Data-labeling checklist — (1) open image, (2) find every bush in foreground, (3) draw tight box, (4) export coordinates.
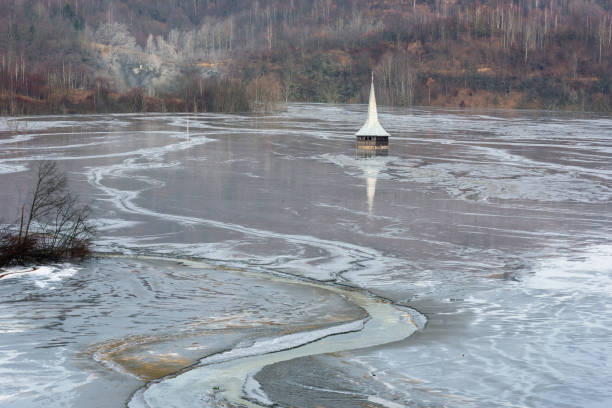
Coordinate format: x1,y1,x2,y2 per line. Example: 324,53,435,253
0,161,94,267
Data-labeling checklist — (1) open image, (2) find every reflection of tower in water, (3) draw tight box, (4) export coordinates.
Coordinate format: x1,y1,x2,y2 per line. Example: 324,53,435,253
356,148,388,215
354,74,390,214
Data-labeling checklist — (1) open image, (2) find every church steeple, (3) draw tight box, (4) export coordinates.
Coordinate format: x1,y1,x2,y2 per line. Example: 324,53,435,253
356,74,390,137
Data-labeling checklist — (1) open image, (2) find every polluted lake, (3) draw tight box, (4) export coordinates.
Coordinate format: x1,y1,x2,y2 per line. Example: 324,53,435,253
1,105,612,407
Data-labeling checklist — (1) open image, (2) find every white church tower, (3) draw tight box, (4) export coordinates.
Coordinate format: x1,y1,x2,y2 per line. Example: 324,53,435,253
356,73,389,150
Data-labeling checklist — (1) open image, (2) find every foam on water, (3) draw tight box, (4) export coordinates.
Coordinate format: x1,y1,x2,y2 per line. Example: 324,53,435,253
0,264,79,289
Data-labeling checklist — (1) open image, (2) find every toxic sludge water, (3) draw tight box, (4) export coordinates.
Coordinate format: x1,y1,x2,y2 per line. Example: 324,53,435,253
1,105,611,407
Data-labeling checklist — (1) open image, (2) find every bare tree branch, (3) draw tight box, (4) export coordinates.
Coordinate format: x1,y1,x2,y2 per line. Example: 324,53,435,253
1,161,95,266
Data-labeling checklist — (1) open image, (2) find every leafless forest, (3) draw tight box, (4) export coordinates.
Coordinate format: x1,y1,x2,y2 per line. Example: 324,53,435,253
1,0,611,114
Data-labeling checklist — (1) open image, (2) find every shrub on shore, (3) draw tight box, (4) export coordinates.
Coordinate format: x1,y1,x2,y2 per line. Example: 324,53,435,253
0,161,94,267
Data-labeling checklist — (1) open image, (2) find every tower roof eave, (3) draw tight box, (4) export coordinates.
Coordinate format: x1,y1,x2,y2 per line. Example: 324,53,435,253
355,123,390,136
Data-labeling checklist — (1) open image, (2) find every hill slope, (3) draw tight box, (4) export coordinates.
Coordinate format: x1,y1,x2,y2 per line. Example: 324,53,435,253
1,0,611,113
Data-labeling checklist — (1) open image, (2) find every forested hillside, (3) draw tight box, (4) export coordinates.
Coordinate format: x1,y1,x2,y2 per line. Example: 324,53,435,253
1,0,611,114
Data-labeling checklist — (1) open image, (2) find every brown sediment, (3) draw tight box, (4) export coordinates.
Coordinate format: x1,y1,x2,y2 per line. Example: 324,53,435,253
92,315,361,380
90,318,347,380
403,312,415,326
89,331,217,380
85,257,371,385
485,272,516,280
112,354,193,381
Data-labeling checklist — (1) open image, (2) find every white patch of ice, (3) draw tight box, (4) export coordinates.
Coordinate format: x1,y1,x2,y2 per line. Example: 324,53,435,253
0,348,94,406
242,372,273,406
0,264,79,289
0,319,36,334
126,389,147,408
368,395,406,408
0,132,36,145
527,244,612,294
199,319,366,366
0,162,28,174
92,218,142,231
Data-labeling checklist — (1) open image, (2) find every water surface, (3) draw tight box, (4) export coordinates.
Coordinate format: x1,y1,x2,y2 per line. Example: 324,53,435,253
1,105,611,407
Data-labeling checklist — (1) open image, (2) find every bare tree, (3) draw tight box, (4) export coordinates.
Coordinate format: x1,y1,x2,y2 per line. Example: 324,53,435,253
23,161,69,241
1,161,94,266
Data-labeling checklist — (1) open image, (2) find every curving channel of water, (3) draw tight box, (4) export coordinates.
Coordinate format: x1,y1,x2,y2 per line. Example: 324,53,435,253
125,257,424,408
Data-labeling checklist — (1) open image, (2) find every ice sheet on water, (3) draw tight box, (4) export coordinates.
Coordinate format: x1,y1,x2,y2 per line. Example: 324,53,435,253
0,162,28,174
198,319,366,366
0,264,79,289
321,151,612,203
299,243,612,408
0,257,368,407
91,218,142,231
0,132,37,145
0,117,132,133
526,244,612,293
402,162,612,202
367,396,407,408
242,372,274,406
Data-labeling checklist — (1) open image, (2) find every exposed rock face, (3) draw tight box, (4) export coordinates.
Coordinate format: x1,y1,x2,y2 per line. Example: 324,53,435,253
86,23,225,94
